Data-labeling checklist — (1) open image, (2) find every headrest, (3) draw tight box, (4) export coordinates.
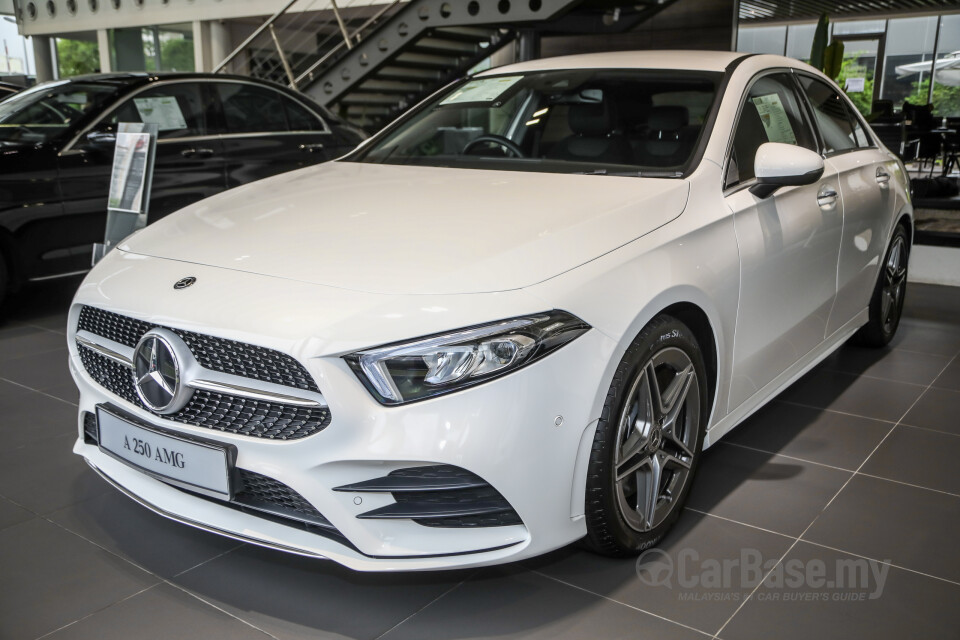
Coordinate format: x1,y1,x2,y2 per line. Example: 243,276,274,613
648,106,689,132
568,102,613,137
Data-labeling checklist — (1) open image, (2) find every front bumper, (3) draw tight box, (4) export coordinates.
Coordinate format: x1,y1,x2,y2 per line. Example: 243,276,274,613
68,251,615,571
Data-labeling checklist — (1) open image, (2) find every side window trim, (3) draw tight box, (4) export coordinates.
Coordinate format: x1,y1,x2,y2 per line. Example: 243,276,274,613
722,68,816,193
213,79,331,136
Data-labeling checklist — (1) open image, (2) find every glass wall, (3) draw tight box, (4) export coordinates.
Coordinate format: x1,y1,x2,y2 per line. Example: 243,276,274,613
932,15,960,117
785,24,816,63
738,13,960,117
882,17,938,111
110,23,194,73
737,25,787,55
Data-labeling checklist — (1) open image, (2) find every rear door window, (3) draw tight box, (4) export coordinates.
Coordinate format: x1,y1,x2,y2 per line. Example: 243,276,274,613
798,76,860,154
216,83,288,134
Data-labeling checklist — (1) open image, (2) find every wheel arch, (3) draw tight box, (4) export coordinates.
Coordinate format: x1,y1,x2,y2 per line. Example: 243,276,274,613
585,284,730,436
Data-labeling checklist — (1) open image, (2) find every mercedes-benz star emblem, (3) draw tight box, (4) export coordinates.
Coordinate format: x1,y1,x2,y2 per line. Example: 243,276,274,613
134,333,182,413
173,277,196,290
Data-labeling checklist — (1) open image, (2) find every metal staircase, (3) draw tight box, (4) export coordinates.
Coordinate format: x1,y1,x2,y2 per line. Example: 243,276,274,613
217,0,680,131
299,0,582,129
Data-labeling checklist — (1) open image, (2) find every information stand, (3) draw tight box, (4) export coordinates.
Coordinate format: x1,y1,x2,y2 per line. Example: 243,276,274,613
92,122,159,264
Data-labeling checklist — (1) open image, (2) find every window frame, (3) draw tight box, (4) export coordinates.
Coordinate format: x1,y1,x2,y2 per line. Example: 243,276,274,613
721,68,819,194
61,78,332,155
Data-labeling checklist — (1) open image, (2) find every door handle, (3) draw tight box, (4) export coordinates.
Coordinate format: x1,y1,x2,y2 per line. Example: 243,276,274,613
876,167,891,185
817,186,838,208
181,148,215,158
299,143,325,153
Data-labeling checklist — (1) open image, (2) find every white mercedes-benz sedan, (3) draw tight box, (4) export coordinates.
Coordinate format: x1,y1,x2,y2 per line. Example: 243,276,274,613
68,51,912,571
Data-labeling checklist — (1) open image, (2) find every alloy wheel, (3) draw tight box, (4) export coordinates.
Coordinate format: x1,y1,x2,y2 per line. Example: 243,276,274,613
882,235,907,333
613,347,701,533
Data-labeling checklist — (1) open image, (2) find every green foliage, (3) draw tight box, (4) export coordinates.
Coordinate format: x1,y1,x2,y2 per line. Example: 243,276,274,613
910,78,960,117
56,39,99,77
823,40,844,80
810,13,829,71
161,39,194,72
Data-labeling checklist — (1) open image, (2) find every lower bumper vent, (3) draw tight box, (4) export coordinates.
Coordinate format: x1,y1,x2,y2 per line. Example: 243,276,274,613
334,465,523,528
82,415,345,543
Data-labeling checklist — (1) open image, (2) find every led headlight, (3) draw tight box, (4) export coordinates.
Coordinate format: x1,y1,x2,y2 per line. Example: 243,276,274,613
344,310,590,405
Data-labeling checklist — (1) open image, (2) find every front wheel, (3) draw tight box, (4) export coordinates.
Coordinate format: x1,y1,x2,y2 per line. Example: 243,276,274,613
854,224,909,347
583,315,708,556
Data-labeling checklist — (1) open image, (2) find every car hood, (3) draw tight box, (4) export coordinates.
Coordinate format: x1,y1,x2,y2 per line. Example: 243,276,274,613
120,161,689,295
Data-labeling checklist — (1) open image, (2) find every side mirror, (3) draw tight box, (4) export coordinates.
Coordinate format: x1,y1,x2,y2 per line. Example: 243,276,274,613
749,142,824,199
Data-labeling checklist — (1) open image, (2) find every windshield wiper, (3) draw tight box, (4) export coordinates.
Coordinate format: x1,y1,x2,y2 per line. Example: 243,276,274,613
573,169,683,178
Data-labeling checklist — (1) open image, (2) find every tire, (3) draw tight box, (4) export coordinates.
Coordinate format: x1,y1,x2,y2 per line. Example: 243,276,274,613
583,315,709,556
854,224,909,347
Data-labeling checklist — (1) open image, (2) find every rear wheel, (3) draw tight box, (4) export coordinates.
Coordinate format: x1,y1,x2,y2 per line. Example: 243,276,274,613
854,224,909,347
583,315,708,556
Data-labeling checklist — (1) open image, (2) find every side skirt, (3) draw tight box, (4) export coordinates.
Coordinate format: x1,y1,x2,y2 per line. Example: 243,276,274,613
704,308,868,448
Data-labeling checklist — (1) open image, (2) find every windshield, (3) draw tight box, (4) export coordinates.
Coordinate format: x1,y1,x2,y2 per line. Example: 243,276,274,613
349,69,722,176
0,81,119,144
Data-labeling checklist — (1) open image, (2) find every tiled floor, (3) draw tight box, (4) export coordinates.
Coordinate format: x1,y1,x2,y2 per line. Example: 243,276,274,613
1,277,958,640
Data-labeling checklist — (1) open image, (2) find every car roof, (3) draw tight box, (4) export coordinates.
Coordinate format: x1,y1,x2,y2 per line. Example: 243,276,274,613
58,71,292,89
478,50,750,76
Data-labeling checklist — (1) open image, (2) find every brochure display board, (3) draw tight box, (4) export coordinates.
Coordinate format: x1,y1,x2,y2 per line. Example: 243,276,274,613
92,122,158,264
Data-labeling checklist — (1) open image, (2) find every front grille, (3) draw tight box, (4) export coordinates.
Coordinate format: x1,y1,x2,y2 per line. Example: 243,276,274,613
77,306,320,393
79,345,330,440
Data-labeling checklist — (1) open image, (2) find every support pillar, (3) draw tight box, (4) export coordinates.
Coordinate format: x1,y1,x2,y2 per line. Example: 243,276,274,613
209,20,231,72
97,29,112,73
32,35,54,82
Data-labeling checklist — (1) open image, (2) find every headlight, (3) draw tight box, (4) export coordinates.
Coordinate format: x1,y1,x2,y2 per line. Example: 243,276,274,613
344,310,590,405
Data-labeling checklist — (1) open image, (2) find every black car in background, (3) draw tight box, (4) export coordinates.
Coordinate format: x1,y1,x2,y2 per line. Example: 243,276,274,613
0,81,22,100
0,73,366,303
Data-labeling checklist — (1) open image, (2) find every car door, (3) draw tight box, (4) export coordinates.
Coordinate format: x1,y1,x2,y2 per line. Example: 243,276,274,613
723,72,844,410
796,75,897,337
58,81,226,230
212,81,334,188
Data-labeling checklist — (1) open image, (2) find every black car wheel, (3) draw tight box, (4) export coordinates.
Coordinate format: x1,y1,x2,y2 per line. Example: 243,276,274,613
854,224,909,347
583,315,708,556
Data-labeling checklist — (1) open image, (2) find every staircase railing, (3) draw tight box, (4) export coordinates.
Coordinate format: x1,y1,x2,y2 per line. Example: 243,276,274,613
212,0,402,86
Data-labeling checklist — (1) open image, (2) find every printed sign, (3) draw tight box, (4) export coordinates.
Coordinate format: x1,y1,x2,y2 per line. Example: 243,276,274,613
751,93,798,145
133,96,187,131
107,132,151,213
440,76,524,105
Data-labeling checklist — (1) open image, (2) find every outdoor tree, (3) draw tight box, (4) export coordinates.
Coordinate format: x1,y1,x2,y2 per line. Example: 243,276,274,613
56,39,99,77
909,78,960,117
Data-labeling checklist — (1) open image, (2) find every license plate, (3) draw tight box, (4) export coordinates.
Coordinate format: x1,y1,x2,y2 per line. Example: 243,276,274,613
96,406,231,498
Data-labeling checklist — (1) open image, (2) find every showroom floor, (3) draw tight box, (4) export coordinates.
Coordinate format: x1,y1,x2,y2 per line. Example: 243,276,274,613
1,277,958,640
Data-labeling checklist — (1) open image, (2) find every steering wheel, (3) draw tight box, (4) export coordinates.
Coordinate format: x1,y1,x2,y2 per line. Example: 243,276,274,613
462,135,525,158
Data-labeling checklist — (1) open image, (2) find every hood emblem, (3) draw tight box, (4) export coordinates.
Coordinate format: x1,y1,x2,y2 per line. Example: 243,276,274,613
174,277,196,290
133,331,192,414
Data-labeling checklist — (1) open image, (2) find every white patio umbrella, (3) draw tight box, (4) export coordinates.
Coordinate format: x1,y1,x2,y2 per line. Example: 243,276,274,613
896,51,960,87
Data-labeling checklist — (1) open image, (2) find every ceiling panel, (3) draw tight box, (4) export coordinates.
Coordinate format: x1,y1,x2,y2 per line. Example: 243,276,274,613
740,0,960,23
